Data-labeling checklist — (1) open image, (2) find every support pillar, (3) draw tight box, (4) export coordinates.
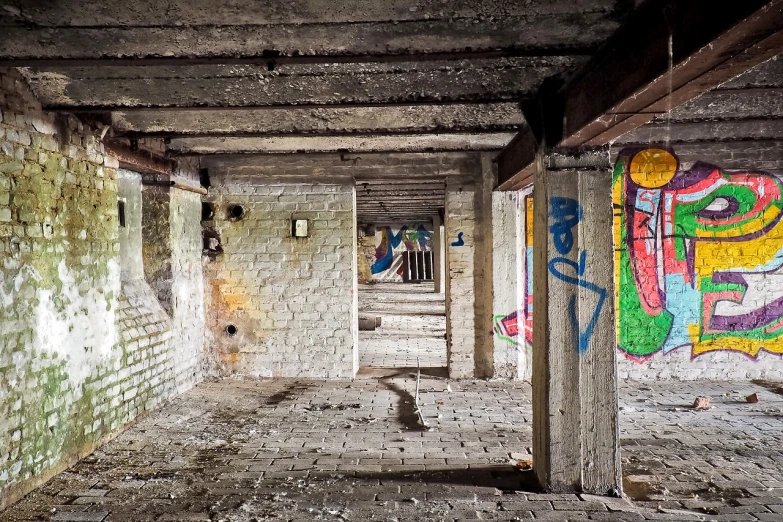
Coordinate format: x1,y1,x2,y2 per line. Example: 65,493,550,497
531,148,621,494
491,189,527,379
432,214,444,293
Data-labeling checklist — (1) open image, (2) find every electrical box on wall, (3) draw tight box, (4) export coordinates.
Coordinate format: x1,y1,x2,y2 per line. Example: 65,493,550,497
292,218,309,238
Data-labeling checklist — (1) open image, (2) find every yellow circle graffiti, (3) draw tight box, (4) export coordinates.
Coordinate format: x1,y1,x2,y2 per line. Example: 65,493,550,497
629,148,677,188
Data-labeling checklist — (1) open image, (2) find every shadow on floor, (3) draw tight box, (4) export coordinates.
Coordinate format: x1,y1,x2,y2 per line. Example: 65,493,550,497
264,382,313,405
356,367,448,379
379,377,427,432
310,466,541,493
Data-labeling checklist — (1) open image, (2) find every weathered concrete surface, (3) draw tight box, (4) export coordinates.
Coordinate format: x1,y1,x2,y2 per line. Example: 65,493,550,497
0,0,635,27
532,151,620,493
358,282,446,369
0,0,639,59
110,103,523,136
615,55,783,151
20,57,582,109
168,132,515,155
491,189,529,380
3,378,783,521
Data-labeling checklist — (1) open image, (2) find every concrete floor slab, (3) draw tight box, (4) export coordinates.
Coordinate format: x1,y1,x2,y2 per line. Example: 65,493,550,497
2,379,783,521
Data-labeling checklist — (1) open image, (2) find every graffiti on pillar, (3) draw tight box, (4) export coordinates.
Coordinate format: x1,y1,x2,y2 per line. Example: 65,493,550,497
450,231,465,247
493,195,534,350
548,197,607,353
361,224,432,281
615,147,783,359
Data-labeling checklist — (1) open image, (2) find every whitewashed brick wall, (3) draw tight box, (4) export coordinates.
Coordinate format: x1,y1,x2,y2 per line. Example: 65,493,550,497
205,177,358,379
445,182,477,378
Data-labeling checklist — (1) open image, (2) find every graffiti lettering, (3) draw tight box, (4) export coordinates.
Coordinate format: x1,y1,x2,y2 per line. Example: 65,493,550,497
548,197,606,353
366,225,432,279
451,232,465,247
615,147,783,359
494,196,534,350
549,196,582,255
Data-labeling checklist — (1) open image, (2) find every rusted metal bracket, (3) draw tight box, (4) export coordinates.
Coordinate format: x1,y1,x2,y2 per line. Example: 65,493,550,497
105,141,207,195
103,140,176,176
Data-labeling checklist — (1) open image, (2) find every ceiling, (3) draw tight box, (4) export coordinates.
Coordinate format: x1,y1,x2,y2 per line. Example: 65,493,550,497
14,0,763,223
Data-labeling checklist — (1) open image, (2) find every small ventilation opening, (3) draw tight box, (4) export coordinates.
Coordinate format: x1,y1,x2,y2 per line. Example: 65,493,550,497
118,199,126,228
228,205,245,220
199,168,211,189
203,230,222,255
225,324,238,337
201,202,215,221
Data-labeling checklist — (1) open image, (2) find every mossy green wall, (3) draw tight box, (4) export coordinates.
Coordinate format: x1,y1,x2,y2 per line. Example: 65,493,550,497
0,69,205,509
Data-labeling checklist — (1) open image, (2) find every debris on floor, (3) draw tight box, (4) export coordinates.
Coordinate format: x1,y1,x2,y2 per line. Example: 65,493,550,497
692,396,711,410
3,379,783,521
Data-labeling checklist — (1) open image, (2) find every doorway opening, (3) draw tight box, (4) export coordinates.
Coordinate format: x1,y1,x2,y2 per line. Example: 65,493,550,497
356,219,446,376
354,176,447,377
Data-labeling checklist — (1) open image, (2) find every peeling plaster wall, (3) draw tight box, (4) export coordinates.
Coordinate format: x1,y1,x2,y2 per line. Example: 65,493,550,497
204,170,358,379
0,69,204,509
139,176,206,392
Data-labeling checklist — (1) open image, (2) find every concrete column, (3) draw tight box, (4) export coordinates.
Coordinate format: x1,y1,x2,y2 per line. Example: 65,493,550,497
531,149,621,494
432,214,444,293
475,153,496,378
491,190,527,379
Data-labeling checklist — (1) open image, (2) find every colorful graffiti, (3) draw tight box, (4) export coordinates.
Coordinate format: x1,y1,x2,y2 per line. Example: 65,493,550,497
615,147,783,359
493,196,534,350
450,232,465,247
366,224,432,280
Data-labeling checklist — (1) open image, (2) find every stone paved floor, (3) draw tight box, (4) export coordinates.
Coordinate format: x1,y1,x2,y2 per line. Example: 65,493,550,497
3,379,783,521
359,283,446,369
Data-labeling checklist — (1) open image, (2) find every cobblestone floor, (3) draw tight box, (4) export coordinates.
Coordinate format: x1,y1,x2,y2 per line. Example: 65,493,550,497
2,378,783,522
359,283,446,369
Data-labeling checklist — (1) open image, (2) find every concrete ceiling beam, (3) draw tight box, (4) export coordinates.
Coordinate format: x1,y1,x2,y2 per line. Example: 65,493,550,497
21,57,577,110
107,103,522,136
0,0,631,27
167,133,514,155
496,0,783,190
615,118,783,144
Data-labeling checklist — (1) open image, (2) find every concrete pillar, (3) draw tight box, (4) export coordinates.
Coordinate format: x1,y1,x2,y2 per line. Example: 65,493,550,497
491,189,528,379
531,149,621,494
432,214,444,293
475,153,496,378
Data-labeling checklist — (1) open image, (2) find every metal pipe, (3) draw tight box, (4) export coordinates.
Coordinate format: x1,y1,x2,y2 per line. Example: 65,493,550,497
142,179,208,195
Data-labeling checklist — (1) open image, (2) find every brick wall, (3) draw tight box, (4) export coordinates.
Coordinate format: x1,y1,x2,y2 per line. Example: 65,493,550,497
168,187,207,391
491,189,530,379
0,69,205,508
611,145,783,380
204,172,358,379
445,181,478,378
